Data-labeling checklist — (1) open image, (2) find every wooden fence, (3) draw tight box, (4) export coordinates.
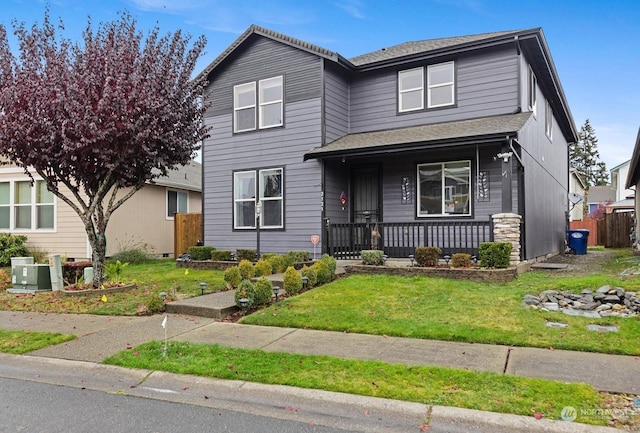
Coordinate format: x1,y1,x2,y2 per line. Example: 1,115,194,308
569,212,632,248
174,213,202,259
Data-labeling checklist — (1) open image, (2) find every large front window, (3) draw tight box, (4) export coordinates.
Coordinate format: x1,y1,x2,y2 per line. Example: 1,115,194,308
418,161,471,216
0,180,54,230
234,76,283,133
233,168,283,229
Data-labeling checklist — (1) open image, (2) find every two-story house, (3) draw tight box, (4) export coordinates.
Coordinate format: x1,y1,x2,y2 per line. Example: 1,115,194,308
199,26,577,261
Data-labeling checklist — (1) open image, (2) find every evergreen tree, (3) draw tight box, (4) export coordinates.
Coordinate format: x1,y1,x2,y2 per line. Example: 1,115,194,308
569,119,609,187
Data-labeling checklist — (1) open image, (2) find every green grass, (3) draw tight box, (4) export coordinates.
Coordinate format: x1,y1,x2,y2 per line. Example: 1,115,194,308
0,329,76,354
0,259,226,315
242,253,640,355
104,341,606,425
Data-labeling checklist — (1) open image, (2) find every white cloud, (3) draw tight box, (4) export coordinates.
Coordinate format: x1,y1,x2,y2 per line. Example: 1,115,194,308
333,0,367,20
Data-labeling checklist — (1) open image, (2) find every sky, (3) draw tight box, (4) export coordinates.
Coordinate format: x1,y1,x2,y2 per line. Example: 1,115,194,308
2,0,639,174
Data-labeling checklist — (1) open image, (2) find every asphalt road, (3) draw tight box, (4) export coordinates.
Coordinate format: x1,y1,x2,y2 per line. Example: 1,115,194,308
0,377,351,433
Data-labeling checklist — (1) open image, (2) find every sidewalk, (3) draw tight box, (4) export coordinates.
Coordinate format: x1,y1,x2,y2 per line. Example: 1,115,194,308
0,310,637,395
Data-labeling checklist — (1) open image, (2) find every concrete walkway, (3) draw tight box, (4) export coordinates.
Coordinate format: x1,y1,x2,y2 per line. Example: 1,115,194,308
0,310,637,395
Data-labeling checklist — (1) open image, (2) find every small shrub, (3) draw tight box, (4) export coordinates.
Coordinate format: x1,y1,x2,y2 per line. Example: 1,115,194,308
415,246,441,267
313,260,332,285
266,255,286,274
187,246,215,261
286,250,310,263
0,269,10,290
0,233,31,267
28,246,49,264
253,277,273,305
451,253,472,268
238,259,255,280
479,242,512,268
62,261,93,285
283,266,302,296
105,259,129,284
320,254,337,276
361,250,384,265
210,250,233,261
146,294,165,314
234,279,256,308
254,259,272,277
236,249,257,262
110,248,151,264
300,265,317,288
223,266,242,289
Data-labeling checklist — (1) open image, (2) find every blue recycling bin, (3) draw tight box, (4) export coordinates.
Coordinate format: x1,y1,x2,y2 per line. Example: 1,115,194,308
566,229,589,255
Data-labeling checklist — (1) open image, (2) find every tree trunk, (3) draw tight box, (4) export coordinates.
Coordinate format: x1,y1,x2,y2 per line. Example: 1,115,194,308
86,216,108,289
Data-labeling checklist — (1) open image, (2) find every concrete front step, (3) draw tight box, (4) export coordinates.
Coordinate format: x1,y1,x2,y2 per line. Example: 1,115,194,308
165,290,239,319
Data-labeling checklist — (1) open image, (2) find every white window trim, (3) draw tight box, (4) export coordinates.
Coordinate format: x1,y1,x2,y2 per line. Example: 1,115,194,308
427,61,455,108
416,160,472,217
233,81,256,133
258,76,283,129
233,168,283,230
528,66,537,117
0,178,56,232
545,100,553,140
166,189,189,221
398,67,424,112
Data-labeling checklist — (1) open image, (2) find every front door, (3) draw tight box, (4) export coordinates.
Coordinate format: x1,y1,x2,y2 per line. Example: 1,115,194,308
352,166,381,250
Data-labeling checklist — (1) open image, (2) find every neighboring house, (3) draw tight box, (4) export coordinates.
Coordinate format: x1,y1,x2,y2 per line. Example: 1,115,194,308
0,161,201,260
569,167,586,221
585,185,616,215
625,127,640,251
199,26,577,261
611,160,634,202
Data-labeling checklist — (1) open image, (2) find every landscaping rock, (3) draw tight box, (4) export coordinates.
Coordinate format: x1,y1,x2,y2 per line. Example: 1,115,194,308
524,286,639,317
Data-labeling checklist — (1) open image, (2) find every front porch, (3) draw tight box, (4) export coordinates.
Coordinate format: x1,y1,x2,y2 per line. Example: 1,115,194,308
325,220,493,259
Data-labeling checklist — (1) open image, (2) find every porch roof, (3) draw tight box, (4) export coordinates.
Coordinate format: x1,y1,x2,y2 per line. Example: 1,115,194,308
304,112,532,160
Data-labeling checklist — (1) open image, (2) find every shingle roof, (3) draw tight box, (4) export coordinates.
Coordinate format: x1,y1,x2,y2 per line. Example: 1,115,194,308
349,30,522,66
304,112,532,160
152,160,201,192
587,185,616,204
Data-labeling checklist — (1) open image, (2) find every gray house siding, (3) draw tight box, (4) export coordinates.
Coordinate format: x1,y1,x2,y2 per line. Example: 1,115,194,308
202,35,327,255
349,47,520,134
203,99,324,254
324,64,350,144
206,36,323,117
518,102,569,259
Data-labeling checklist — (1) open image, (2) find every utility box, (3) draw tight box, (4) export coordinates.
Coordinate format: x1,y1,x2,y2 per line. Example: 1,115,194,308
11,264,52,291
11,257,34,268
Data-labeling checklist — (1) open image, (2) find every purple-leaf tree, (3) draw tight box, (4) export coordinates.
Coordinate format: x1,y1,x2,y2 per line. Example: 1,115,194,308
0,11,209,287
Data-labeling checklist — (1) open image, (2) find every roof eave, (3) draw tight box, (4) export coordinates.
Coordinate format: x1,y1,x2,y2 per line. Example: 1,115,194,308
625,127,640,188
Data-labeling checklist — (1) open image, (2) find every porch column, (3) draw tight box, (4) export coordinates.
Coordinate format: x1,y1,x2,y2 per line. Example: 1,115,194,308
500,143,513,213
492,213,522,264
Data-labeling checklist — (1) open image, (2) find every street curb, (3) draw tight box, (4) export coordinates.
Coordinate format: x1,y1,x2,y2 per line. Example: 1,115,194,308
0,354,620,432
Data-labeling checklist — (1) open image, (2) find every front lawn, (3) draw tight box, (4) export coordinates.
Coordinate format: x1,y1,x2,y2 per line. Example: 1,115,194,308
242,257,640,355
0,259,226,315
104,340,606,426
0,329,76,354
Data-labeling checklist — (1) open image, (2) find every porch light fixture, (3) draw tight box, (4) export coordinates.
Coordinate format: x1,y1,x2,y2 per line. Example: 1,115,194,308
272,285,280,302
409,254,415,267
495,152,513,163
302,276,309,289
199,282,207,295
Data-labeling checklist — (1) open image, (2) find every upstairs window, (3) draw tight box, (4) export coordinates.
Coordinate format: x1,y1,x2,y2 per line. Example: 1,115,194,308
234,76,283,133
417,160,471,217
398,62,455,113
398,68,424,112
427,61,455,108
167,190,188,220
528,67,537,116
545,100,553,140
